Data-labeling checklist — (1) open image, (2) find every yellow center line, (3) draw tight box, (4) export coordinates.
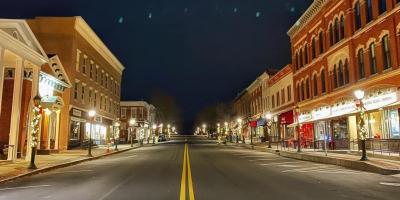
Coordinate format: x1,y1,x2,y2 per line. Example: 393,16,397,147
186,144,195,200
180,144,187,200
180,143,195,200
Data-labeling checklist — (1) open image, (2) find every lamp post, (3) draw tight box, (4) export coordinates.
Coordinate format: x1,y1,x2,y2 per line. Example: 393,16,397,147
129,118,136,147
224,122,229,142
167,124,171,138
266,112,272,148
355,89,368,161
88,110,96,157
113,120,120,151
28,95,42,169
152,124,157,144
237,118,242,143
295,106,301,153
202,124,207,135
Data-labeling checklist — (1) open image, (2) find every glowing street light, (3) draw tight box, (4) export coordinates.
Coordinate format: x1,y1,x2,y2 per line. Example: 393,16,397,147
129,118,136,147
354,89,368,161
87,110,96,157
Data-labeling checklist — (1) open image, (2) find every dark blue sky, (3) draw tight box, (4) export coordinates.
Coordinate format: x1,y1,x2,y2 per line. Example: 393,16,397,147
2,0,312,132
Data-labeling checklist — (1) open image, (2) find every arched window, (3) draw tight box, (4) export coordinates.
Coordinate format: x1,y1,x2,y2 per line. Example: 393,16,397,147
329,24,334,46
369,42,377,74
366,0,373,23
382,34,391,70
306,78,310,99
296,84,301,102
338,61,344,86
300,48,304,67
354,0,361,30
312,38,316,60
378,0,387,15
304,45,309,65
301,81,305,101
334,18,339,43
313,74,318,97
357,49,365,79
333,65,338,88
321,70,326,93
319,32,324,54
344,59,349,84
340,15,345,40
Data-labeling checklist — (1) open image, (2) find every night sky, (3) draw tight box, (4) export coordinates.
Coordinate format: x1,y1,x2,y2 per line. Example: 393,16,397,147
1,0,312,132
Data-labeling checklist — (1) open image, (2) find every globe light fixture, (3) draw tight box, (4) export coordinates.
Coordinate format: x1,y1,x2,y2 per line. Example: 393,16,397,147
354,89,365,100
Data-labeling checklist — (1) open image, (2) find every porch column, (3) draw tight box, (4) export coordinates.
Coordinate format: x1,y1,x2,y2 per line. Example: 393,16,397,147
7,58,24,161
0,47,5,115
25,66,40,161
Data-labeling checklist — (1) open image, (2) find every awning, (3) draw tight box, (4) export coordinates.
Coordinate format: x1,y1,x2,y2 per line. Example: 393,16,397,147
249,121,257,128
279,110,294,124
257,118,266,126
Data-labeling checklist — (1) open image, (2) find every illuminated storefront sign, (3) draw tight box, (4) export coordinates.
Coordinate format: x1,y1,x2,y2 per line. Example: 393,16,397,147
331,101,357,117
298,113,312,123
363,92,398,111
312,106,331,120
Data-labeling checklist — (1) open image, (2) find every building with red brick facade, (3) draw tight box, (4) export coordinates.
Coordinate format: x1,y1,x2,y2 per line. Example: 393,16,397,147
119,101,157,144
289,0,400,150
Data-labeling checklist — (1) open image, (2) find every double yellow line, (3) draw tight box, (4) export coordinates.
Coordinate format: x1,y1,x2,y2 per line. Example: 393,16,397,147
180,143,195,200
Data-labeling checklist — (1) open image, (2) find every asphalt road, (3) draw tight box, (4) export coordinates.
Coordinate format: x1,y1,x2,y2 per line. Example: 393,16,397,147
0,136,399,200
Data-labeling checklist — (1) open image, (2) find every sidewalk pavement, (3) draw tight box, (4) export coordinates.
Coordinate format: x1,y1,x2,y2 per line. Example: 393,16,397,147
225,142,400,175
0,144,140,183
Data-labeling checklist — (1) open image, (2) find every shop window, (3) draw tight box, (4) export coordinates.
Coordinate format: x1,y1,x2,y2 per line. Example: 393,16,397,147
378,0,387,15
313,74,318,97
89,63,93,79
311,38,316,60
82,57,87,74
340,15,345,40
382,34,391,70
357,49,365,79
319,32,324,54
354,1,362,30
321,70,326,93
366,0,373,23
369,42,377,75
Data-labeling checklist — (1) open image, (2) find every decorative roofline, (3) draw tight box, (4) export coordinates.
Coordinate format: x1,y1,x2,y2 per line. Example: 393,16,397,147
287,0,329,38
74,16,124,74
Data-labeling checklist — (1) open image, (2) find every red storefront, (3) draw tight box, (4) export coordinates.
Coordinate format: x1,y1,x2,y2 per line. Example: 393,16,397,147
299,123,314,148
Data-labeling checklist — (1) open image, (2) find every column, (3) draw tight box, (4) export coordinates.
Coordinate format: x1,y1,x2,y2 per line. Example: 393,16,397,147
0,47,5,115
7,58,24,161
25,66,40,161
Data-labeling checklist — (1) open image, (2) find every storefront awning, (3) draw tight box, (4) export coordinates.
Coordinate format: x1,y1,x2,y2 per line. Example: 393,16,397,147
257,118,266,126
280,110,294,124
41,96,64,110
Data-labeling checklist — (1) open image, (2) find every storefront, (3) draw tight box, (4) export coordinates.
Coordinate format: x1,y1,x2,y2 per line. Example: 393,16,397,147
279,111,294,140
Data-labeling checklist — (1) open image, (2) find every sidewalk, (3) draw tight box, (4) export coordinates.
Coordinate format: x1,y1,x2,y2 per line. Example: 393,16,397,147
225,142,400,175
0,144,140,183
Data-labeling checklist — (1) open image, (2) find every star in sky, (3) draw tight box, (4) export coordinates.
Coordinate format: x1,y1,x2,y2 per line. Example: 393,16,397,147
233,8,238,13
148,12,152,19
256,11,261,18
118,17,124,24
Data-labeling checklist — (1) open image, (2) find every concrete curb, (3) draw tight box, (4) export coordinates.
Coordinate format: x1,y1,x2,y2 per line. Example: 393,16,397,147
0,146,140,184
224,143,400,175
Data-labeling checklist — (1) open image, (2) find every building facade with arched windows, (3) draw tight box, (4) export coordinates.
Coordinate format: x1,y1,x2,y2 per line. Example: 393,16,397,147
289,0,400,150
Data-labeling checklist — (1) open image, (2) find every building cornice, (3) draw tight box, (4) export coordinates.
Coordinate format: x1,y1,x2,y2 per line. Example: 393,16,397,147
74,16,124,75
288,0,330,38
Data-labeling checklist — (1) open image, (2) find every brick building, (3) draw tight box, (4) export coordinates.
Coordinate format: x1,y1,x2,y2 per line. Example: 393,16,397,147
28,17,124,149
289,0,400,150
120,101,157,143
267,64,295,142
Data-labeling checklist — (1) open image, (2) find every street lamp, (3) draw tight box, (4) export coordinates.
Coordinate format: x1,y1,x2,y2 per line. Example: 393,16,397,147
129,118,136,147
237,118,242,143
113,120,120,151
266,112,272,148
354,89,368,161
202,124,206,135
88,110,96,157
28,95,42,169
295,106,301,153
